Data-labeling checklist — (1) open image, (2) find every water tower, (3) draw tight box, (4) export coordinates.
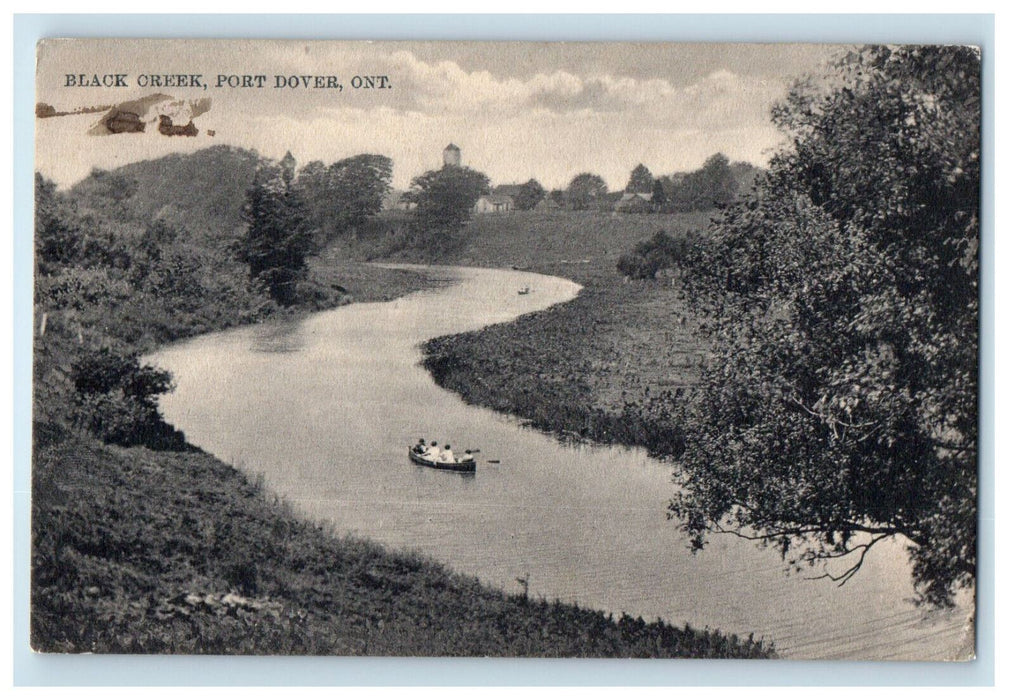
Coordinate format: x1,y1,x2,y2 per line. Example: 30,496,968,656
443,143,461,167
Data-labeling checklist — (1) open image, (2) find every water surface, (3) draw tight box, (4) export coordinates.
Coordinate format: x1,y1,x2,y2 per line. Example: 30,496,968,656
150,265,972,659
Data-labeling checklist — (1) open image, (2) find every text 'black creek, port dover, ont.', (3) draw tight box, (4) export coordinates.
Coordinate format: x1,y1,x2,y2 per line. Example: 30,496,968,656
62,73,392,90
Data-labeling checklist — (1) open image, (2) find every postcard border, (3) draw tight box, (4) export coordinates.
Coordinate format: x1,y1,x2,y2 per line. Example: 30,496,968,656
12,12,996,687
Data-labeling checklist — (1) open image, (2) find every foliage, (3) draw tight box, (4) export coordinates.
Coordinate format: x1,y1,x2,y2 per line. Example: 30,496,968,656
625,164,655,193
69,346,182,448
617,230,695,279
34,175,135,274
651,155,758,213
669,153,739,211
669,45,980,606
565,173,608,210
514,178,546,211
405,164,490,247
234,155,316,306
68,145,263,241
298,154,393,244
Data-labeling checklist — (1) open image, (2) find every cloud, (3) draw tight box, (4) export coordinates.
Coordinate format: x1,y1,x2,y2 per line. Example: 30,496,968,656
36,42,803,190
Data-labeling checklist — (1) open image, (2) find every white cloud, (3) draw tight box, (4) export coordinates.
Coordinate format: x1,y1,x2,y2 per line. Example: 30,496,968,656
36,42,806,190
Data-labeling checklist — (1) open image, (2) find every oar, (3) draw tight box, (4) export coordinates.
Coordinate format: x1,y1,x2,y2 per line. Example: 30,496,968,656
487,460,501,464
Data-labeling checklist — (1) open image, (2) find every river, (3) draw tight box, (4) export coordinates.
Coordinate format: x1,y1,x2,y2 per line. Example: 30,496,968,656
149,265,973,660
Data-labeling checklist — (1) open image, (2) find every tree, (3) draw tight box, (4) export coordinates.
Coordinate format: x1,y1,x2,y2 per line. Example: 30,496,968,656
650,178,669,209
70,345,179,448
565,173,608,210
405,164,490,235
234,153,314,306
617,230,692,280
626,163,655,193
299,154,392,243
35,174,82,273
669,46,979,607
514,178,546,211
671,153,738,211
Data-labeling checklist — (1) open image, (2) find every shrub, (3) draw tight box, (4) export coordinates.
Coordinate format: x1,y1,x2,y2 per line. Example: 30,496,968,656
70,347,182,448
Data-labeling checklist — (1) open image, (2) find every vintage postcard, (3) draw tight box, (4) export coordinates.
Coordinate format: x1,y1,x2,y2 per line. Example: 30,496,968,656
31,38,979,661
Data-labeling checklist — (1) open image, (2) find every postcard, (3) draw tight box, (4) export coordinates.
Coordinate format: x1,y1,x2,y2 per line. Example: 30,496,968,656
31,38,979,661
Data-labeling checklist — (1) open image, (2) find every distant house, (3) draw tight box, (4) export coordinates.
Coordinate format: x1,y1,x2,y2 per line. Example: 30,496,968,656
533,196,561,211
474,194,514,213
614,192,654,213
492,184,524,199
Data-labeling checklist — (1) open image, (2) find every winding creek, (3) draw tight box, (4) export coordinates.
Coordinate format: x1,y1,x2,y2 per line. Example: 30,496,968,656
149,265,972,660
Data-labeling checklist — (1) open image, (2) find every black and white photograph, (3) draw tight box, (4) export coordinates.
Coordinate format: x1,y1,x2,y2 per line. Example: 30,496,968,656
29,37,980,662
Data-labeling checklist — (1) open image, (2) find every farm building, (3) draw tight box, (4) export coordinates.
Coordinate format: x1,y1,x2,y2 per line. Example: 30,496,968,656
614,192,654,213
474,194,514,214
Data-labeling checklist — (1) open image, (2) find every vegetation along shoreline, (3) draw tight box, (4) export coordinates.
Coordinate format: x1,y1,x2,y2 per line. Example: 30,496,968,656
32,149,771,657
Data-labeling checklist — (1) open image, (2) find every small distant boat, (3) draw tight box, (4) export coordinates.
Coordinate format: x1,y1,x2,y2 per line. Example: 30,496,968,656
517,286,531,295
408,447,477,473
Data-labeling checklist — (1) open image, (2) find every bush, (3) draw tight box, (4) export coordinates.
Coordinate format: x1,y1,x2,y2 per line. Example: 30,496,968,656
617,230,691,279
70,347,182,448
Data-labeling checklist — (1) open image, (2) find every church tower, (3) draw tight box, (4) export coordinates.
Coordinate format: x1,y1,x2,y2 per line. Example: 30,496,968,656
443,143,461,168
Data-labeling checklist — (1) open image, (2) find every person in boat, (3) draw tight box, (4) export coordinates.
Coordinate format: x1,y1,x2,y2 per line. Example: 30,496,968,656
413,438,427,455
439,444,454,463
423,441,440,459
462,449,474,462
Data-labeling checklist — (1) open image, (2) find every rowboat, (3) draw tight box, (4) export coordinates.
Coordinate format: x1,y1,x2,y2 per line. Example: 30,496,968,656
518,286,531,295
408,447,477,473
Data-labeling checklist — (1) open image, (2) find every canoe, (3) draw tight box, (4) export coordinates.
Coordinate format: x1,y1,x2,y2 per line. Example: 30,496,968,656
408,448,477,473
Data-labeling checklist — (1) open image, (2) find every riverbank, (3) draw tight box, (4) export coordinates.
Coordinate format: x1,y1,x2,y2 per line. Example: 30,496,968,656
401,210,711,457
33,421,770,657
32,235,771,656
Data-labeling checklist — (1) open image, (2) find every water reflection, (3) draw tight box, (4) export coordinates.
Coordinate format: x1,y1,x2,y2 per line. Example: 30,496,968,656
251,318,306,354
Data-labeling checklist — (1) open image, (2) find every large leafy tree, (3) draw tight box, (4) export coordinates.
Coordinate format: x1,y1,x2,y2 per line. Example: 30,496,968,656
625,163,655,193
234,153,314,306
565,173,608,210
671,153,738,211
669,46,980,607
514,178,546,211
299,154,392,243
406,164,490,234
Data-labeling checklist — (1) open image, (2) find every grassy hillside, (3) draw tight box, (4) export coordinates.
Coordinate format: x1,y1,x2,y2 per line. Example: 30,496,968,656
68,145,263,242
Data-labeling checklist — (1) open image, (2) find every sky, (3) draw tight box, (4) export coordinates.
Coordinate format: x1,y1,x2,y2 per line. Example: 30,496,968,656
35,40,844,191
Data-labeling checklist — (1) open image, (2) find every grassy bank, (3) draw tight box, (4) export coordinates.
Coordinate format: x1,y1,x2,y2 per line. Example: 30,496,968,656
32,425,770,657
413,210,710,456
33,191,770,656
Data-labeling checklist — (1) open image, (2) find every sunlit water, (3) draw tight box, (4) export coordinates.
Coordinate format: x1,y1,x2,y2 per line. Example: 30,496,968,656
149,265,973,660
